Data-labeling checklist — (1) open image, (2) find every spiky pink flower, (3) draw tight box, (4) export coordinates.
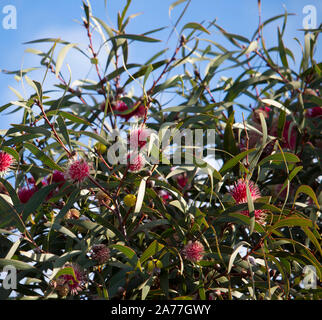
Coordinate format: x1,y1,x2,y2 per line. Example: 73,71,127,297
0,151,13,177
230,179,261,204
127,152,145,172
182,240,204,262
65,159,90,183
129,127,150,150
230,179,266,225
56,263,86,295
18,186,37,203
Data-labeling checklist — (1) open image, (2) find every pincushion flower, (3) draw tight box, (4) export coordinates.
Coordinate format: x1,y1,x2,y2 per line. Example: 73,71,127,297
129,127,151,150
90,244,110,265
0,151,13,177
127,152,145,172
18,186,37,204
182,240,204,262
65,158,90,183
55,263,86,296
230,179,266,225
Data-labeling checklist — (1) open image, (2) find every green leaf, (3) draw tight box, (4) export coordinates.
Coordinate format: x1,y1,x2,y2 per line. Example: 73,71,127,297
302,227,322,256
10,124,51,138
294,185,320,210
55,43,77,76
134,177,148,214
278,28,289,69
268,216,313,232
110,244,137,263
261,99,291,115
109,34,161,43
277,109,286,139
56,115,71,150
220,149,256,175
246,181,256,235
0,259,40,273
22,184,58,221
0,195,25,232
46,110,91,126
258,152,300,167
131,219,170,236
24,142,63,171
228,241,250,273
181,22,210,35
223,112,238,157
140,240,165,264
44,222,80,243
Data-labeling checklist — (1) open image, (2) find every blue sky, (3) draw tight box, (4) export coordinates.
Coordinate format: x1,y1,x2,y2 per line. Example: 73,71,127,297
0,0,321,128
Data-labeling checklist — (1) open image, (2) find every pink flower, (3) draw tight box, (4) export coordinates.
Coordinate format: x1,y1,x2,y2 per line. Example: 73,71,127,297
18,186,37,203
56,263,86,296
306,106,322,118
52,170,66,183
65,159,90,183
129,127,150,150
0,151,13,177
177,173,189,189
182,240,204,262
230,179,261,204
127,152,145,172
230,179,266,225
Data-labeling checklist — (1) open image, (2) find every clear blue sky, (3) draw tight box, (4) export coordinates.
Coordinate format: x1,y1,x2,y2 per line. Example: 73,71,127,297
0,0,321,127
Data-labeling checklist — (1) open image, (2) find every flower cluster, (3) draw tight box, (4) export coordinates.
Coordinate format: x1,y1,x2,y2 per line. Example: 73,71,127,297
101,99,146,121
230,179,266,225
0,151,13,177
53,263,86,296
182,240,204,262
90,244,110,265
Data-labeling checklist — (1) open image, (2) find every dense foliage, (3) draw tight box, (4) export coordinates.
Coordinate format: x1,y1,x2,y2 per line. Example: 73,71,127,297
0,0,321,300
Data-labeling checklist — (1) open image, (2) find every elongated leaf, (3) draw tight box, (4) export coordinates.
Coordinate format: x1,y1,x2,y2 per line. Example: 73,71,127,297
134,177,148,214
0,259,40,273
258,152,300,167
140,240,165,264
24,142,63,171
261,99,291,115
220,149,256,175
56,115,71,149
268,216,313,231
228,241,250,273
294,185,320,210
22,184,58,221
181,22,210,35
55,44,76,76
